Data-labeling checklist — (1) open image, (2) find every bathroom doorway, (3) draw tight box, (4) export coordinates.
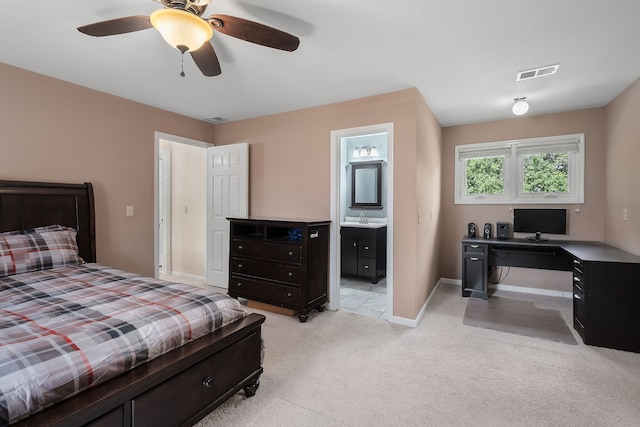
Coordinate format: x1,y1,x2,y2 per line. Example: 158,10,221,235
329,123,394,320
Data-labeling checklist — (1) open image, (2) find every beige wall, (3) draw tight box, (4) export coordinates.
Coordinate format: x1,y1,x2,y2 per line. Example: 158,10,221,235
415,95,443,313
0,62,216,276
604,77,640,255
213,88,443,320
0,61,443,320
441,108,607,292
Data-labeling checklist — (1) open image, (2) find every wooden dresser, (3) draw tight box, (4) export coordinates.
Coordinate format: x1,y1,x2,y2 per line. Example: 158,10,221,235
227,217,331,322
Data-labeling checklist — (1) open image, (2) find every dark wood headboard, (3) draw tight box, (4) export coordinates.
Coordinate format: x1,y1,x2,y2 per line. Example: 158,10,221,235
0,180,97,262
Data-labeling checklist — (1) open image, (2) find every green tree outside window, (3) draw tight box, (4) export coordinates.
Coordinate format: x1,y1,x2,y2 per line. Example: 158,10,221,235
465,157,504,195
522,153,568,193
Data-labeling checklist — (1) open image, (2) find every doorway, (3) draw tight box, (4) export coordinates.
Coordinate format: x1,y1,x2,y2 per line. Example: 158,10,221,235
329,123,394,320
154,133,249,290
154,133,209,286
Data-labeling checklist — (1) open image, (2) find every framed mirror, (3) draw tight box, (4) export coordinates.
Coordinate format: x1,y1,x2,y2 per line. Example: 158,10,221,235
350,161,382,208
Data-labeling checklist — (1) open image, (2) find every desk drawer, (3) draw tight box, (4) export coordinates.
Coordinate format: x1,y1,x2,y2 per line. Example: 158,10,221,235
573,284,586,336
463,243,487,256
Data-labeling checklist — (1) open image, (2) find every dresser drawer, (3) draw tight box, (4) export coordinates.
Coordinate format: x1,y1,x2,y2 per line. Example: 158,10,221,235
231,257,301,284
265,242,302,264
229,276,302,307
133,331,260,426
230,239,265,258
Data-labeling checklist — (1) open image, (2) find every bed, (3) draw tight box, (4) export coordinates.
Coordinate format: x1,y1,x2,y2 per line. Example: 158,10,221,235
0,180,265,426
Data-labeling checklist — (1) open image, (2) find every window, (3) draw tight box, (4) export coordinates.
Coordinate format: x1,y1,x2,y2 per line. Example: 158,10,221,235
454,134,584,204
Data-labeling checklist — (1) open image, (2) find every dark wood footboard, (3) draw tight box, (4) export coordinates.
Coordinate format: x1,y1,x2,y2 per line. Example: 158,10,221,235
13,313,265,427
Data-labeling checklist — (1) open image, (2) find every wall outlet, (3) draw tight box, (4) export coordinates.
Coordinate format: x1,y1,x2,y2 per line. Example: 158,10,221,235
126,205,134,217
623,208,628,221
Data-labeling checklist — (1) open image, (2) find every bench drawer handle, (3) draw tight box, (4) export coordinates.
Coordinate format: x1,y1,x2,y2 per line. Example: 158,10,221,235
202,376,213,388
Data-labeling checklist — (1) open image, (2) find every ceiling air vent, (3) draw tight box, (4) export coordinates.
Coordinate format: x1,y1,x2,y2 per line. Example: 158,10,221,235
516,64,560,81
205,117,226,124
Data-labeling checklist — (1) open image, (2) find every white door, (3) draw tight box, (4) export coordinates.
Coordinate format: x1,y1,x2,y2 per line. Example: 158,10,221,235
207,143,249,288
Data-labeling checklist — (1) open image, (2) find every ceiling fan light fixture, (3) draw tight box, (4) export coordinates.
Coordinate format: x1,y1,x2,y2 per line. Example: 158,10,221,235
150,8,213,52
512,97,529,116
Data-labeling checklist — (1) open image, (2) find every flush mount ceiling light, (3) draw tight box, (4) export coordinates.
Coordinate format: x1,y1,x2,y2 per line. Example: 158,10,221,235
150,8,213,53
512,97,529,116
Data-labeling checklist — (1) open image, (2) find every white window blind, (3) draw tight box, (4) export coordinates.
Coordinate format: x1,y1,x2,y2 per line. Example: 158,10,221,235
458,147,511,160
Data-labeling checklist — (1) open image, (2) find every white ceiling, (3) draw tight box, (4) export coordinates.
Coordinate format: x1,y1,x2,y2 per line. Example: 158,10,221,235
2,0,639,127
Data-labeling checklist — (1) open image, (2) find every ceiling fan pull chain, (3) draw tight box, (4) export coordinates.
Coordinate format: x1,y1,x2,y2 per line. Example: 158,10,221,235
180,51,186,77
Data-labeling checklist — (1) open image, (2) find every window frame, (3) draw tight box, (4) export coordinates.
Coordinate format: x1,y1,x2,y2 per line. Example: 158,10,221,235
454,134,585,205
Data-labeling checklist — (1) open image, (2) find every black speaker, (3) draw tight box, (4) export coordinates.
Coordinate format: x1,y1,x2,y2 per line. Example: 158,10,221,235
483,223,492,239
497,222,510,239
467,222,476,238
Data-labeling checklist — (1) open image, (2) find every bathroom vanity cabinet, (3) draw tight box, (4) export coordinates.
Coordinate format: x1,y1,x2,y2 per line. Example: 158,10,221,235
341,226,387,284
227,217,330,322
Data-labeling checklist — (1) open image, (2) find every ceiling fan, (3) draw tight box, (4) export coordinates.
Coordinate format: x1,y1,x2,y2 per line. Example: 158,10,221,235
77,0,300,77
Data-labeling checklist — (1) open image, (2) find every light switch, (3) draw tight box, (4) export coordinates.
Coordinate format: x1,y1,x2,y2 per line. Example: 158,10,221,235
126,205,134,217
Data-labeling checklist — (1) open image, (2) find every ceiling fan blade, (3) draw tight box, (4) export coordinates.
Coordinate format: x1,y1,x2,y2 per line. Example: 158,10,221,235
208,14,300,52
190,42,222,76
78,16,152,37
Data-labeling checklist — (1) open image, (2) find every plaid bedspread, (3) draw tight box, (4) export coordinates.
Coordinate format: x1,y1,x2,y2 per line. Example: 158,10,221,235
0,264,247,425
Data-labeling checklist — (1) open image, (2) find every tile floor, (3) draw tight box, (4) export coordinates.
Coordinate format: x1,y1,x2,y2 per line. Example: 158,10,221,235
339,276,388,319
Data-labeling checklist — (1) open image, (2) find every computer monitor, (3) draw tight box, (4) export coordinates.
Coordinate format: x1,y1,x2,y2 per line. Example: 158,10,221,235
513,208,567,241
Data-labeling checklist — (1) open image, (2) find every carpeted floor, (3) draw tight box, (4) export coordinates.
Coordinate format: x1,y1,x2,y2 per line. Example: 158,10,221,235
195,283,640,427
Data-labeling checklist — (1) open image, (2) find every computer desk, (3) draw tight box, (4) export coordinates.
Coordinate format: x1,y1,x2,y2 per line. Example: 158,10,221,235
461,236,640,353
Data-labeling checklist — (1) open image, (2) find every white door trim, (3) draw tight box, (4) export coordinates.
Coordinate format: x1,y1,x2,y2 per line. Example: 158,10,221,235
329,123,394,319
159,148,171,276
154,132,211,278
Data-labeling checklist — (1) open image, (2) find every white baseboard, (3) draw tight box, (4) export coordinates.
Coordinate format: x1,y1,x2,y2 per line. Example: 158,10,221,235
167,271,205,283
388,278,446,328
441,278,572,299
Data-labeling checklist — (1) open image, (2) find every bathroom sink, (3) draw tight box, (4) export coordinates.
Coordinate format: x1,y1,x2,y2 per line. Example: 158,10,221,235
340,222,387,229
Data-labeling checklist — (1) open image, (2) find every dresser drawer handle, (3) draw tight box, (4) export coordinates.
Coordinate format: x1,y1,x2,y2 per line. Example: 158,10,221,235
237,263,243,268
470,245,479,248
287,292,292,297
573,259,580,264
573,277,581,282
364,246,369,250
202,376,213,388
470,257,479,261
238,245,243,250
237,282,242,286
363,265,369,269
573,294,582,300
288,272,293,277
288,251,294,256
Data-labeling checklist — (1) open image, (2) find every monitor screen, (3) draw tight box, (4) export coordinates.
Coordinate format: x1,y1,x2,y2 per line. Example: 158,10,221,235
513,209,567,235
